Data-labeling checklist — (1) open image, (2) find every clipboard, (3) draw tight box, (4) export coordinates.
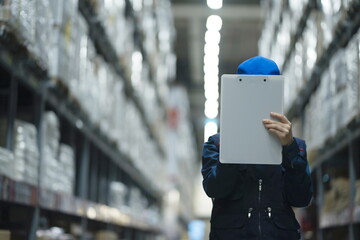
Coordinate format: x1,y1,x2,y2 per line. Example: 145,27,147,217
219,74,284,165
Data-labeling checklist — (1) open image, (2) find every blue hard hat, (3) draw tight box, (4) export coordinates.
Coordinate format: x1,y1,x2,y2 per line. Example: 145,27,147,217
237,56,280,75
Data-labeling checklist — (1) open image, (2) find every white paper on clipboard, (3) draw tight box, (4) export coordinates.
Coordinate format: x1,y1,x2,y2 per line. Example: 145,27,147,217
219,74,284,165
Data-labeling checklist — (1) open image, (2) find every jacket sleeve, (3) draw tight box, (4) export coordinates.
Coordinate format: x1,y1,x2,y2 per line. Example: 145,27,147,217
282,137,313,207
201,135,246,199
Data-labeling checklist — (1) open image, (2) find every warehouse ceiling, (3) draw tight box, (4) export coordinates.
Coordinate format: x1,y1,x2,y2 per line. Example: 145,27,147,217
171,1,263,156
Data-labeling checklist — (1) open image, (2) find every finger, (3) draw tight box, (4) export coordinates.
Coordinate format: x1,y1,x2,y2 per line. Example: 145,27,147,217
263,123,289,133
263,121,290,129
268,128,283,137
270,112,291,124
262,119,279,124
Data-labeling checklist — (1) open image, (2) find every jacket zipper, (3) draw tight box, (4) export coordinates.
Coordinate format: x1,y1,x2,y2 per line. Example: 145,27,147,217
258,178,262,238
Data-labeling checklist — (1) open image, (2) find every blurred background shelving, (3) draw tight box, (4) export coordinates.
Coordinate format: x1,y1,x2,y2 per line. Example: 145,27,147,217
258,0,360,239
0,0,194,239
0,0,360,239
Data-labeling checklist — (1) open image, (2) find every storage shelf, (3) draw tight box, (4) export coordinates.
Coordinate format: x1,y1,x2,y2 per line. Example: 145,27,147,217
0,175,38,207
310,116,360,169
78,0,166,159
319,208,352,229
0,25,162,202
285,0,360,120
352,206,360,224
280,0,314,72
0,175,160,232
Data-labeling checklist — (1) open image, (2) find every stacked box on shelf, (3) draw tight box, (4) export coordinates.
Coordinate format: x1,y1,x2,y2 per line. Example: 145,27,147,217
58,144,75,195
109,181,128,210
155,0,176,101
91,0,136,77
70,12,88,97
303,31,360,152
13,120,39,186
95,231,118,240
128,186,146,218
130,51,161,126
322,177,350,214
0,147,14,179
111,80,127,145
258,0,283,62
123,185,161,225
166,86,197,219
34,0,52,68
41,111,61,192
0,0,36,49
288,0,307,34
318,0,345,49
139,0,158,70
330,46,358,131
96,57,113,133
283,53,296,111
41,112,75,195
345,32,360,119
92,0,128,57
48,0,80,87
302,11,321,80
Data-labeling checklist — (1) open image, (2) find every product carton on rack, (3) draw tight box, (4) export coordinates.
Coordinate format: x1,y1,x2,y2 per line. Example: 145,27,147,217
58,144,75,195
34,0,52,68
40,112,60,192
0,147,14,179
109,181,128,210
303,12,320,80
0,0,36,47
345,34,360,120
0,230,10,240
322,177,350,214
95,231,118,240
48,0,80,87
13,120,39,186
319,0,344,49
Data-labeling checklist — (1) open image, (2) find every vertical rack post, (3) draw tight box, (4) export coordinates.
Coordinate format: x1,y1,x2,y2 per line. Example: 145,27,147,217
78,137,90,239
78,138,90,199
348,131,356,240
5,74,18,151
29,79,48,240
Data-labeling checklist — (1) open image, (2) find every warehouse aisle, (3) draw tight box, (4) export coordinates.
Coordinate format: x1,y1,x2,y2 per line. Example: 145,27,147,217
1,0,360,240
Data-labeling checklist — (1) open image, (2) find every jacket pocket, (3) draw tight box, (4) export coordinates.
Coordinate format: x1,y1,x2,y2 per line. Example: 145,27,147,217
211,214,247,228
271,213,301,240
210,214,247,240
273,213,300,230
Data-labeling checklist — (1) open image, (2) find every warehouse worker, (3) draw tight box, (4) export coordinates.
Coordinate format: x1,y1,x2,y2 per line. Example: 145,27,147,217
201,56,313,240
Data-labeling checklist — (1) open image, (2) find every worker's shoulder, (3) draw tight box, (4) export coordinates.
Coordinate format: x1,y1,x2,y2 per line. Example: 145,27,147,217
212,133,220,138
293,137,306,148
206,133,220,144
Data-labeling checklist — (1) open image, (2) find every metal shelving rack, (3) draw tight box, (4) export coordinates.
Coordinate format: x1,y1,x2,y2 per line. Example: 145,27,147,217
263,0,360,239
0,0,172,239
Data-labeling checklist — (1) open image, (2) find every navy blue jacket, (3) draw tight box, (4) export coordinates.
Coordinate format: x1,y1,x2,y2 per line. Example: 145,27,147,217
202,133,312,240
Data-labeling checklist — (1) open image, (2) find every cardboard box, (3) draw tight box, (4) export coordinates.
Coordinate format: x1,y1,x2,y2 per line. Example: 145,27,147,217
0,230,11,240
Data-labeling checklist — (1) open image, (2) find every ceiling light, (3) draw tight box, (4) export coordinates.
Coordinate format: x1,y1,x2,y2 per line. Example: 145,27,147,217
207,0,223,10
204,105,219,119
204,121,218,142
204,43,220,56
204,54,219,67
205,30,221,45
206,15,222,31
204,74,219,84
203,65,219,75
204,99,219,119
204,88,219,100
